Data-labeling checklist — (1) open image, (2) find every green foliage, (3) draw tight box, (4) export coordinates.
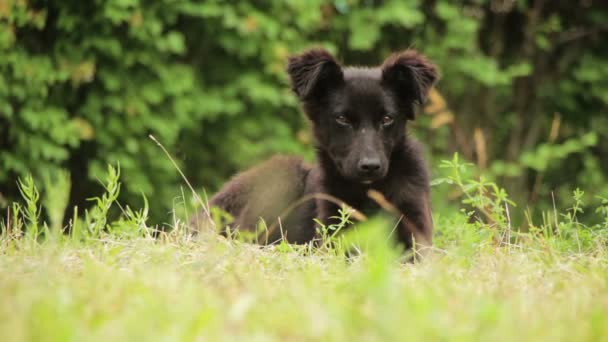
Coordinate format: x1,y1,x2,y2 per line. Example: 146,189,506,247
41,169,71,232
83,164,121,237
0,1,607,226
16,174,41,240
109,192,150,238
433,156,608,254
314,205,354,250
435,154,515,232
596,196,608,231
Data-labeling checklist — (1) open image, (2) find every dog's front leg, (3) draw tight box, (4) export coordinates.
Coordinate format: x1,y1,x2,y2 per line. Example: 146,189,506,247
396,192,433,259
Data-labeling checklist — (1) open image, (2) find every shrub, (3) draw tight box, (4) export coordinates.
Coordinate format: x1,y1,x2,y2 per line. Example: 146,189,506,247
1,1,607,225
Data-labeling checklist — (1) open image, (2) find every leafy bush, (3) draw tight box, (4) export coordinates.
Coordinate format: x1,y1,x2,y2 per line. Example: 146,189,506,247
1,1,607,226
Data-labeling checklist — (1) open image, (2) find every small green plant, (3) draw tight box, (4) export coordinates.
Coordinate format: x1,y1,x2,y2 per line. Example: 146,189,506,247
41,169,71,232
595,196,608,230
433,153,515,244
549,189,608,253
7,202,24,239
565,188,585,223
314,205,354,251
83,164,121,238
109,193,151,238
16,174,41,241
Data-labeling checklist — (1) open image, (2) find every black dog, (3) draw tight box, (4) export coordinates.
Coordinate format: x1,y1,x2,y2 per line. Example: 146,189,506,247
192,49,438,253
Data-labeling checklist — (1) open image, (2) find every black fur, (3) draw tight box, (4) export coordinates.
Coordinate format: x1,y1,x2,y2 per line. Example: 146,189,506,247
192,48,439,252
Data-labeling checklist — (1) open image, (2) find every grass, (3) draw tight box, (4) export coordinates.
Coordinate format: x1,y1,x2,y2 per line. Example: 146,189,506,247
1,163,608,341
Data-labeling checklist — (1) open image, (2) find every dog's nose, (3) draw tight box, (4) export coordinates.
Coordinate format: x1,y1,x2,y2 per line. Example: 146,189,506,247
358,158,381,173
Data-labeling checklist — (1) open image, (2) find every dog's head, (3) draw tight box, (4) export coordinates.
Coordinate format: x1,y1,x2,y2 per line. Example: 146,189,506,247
287,49,438,184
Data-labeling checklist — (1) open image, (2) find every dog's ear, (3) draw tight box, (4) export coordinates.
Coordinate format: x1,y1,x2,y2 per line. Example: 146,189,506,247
381,50,439,119
287,49,343,100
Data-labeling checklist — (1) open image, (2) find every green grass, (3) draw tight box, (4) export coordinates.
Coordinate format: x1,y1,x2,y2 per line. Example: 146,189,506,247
1,228,607,341
1,164,608,341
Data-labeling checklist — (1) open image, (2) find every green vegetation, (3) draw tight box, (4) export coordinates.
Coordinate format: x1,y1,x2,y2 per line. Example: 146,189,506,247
1,1,607,340
2,164,607,340
1,1,607,223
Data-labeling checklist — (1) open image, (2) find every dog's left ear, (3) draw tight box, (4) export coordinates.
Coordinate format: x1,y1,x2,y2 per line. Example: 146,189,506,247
381,50,439,120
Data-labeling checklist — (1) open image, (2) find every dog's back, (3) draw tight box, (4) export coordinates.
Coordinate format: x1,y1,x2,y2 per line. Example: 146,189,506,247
192,155,318,244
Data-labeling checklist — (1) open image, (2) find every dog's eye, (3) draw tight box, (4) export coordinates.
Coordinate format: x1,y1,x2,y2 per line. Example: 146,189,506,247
335,115,351,126
381,115,394,126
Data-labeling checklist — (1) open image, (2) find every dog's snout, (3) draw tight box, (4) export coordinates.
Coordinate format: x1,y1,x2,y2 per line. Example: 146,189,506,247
358,157,381,173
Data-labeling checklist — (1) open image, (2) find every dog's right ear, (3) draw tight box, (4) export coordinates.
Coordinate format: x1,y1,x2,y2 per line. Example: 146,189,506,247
287,49,343,100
